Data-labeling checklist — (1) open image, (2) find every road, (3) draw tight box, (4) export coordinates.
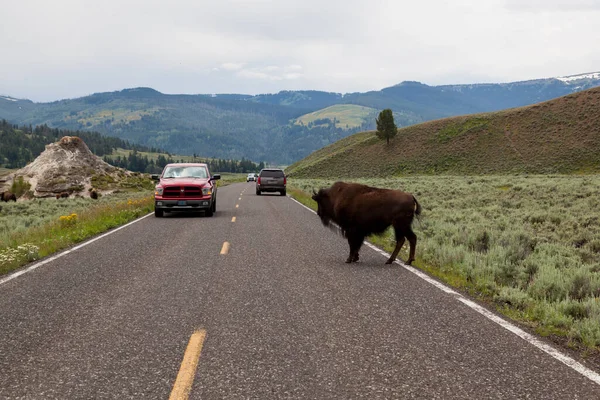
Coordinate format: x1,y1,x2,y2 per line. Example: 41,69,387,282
1,182,600,399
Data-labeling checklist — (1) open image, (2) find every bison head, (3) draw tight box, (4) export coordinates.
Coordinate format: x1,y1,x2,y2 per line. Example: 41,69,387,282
312,188,334,227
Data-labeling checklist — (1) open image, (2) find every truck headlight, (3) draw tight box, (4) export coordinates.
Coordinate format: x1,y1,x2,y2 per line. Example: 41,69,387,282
155,186,164,196
202,187,212,196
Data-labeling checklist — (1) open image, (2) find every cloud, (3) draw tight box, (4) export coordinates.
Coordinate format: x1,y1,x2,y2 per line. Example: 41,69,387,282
220,62,245,71
504,0,600,11
283,73,303,80
235,65,304,81
237,69,278,80
1,0,599,101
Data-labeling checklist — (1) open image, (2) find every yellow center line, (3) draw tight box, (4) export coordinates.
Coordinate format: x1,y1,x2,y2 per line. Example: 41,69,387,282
235,204,239,208
220,242,230,255
231,217,236,223
169,329,207,400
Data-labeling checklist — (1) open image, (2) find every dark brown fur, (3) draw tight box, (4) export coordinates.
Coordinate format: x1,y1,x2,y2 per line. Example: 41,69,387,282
312,182,421,265
90,189,98,199
56,192,70,199
0,191,17,202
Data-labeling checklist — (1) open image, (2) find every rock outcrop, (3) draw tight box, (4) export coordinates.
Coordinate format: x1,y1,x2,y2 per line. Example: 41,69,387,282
3,136,130,197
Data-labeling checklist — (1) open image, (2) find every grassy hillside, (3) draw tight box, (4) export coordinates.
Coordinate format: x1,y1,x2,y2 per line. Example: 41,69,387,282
107,148,197,163
286,87,600,177
294,104,377,130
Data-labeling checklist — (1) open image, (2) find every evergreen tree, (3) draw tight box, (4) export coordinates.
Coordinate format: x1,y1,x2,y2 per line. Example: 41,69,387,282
375,109,397,145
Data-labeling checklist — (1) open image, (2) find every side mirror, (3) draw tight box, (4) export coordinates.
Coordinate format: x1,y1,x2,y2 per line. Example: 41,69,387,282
151,174,160,181
211,174,221,181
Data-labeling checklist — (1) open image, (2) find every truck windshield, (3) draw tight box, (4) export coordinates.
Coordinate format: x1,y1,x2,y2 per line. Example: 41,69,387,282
163,166,208,178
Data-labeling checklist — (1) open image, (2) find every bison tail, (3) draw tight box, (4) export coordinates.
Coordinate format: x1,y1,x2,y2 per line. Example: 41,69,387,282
413,196,422,216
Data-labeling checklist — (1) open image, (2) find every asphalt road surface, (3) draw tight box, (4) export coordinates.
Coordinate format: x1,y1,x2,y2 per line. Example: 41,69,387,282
1,182,600,399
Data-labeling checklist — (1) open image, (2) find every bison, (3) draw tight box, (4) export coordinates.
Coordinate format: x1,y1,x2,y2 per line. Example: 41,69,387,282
56,192,70,199
0,191,17,202
89,189,98,199
312,182,421,265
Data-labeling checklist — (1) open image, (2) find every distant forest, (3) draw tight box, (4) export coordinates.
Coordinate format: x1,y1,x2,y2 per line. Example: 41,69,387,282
105,151,264,174
0,120,262,174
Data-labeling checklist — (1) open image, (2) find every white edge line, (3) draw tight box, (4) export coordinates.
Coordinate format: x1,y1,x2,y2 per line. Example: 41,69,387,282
289,196,600,385
0,212,154,287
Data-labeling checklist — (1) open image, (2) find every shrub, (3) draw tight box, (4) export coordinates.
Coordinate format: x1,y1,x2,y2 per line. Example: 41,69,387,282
559,300,589,320
495,287,531,310
572,317,600,347
10,176,31,198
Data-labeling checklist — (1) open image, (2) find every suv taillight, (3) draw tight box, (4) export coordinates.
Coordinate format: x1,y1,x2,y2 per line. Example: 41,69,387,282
257,176,261,184
283,176,287,185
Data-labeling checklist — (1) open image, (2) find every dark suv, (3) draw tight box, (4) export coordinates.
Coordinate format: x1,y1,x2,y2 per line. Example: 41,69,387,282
256,168,286,196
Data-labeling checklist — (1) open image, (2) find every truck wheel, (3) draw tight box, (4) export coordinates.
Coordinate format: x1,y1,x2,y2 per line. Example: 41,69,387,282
155,209,164,218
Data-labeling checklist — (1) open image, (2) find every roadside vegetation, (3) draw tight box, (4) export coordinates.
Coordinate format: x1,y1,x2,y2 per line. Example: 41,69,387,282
288,175,600,352
0,190,154,276
0,127,257,278
0,173,245,277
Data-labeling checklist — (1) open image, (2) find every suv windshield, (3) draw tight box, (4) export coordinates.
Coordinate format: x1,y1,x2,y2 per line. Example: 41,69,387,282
163,166,208,178
260,170,284,178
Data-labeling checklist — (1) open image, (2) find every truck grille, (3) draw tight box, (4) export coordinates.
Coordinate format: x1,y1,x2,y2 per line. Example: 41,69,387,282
162,186,203,198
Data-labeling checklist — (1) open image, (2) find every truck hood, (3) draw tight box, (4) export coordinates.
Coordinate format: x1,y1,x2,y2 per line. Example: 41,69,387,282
159,177,210,186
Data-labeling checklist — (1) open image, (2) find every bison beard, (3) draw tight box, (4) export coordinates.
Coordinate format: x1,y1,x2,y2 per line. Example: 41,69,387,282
312,182,421,265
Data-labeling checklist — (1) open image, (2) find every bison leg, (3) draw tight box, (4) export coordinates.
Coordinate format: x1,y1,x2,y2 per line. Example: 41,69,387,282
405,229,417,265
386,237,405,264
386,222,417,265
346,233,364,263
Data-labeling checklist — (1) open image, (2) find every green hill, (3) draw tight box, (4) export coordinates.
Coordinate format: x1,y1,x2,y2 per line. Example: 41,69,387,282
294,104,377,130
286,87,600,177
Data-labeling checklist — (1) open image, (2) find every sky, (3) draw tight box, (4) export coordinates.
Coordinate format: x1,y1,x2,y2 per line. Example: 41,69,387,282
1,0,600,102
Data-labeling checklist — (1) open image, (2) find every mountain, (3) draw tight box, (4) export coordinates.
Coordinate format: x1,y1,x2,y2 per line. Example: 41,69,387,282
1,72,599,164
285,86,600,177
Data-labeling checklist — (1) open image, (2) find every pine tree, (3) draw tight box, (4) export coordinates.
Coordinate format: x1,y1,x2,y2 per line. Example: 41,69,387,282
375,109,397,145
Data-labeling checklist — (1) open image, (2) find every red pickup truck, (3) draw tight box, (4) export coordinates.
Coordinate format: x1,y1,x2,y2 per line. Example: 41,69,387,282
152,163,220,217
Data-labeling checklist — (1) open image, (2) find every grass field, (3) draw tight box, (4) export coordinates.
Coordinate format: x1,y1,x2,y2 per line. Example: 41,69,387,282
294,104,377,130
288,175,600,352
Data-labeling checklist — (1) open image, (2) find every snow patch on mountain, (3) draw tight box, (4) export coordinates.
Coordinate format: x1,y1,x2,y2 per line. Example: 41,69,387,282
556,72,600,83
